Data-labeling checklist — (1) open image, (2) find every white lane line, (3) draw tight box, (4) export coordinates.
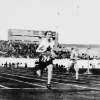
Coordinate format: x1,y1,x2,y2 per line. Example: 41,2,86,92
0,87,91,90
0,84,10,89
0,76,46,88
1,73,100,91
52,74,100,84
0,87,89,90
52,73,99,79
15,71,99,83
3,72,86,84
0,88,47,90
0,73,47,82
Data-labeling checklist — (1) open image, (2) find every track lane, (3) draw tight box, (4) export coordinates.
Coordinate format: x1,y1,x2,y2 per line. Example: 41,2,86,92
0,75,46,89
1,68,100,91
0,72,100,91
2,68,100,83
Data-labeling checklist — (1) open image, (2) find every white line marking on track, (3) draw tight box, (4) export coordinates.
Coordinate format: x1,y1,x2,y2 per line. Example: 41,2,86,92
0,88,47,90
1,72,100,91
1,72,86,84
0,85,10,89
0,76,46,88
22,72,100,84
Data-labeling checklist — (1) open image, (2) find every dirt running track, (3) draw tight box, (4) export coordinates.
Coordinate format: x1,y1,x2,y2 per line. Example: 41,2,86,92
0,68,100,100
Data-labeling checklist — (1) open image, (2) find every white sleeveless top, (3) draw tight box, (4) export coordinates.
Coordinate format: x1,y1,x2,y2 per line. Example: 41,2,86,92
37,38,55,53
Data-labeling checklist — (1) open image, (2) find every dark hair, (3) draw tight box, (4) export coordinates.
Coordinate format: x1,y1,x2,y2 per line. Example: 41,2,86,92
44,31,53,36
71,48,74,50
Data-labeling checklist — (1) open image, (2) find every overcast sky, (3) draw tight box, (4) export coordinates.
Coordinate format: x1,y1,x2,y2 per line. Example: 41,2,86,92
0,0,100,44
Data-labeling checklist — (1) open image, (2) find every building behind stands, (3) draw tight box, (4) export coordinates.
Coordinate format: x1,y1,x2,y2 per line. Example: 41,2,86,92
8,29,58,45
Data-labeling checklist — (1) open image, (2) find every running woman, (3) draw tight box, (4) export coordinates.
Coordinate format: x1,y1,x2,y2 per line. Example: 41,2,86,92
35,31,56,89
70,48,80,81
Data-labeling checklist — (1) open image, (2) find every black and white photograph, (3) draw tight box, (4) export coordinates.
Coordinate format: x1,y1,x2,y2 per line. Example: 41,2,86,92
0,0,100,100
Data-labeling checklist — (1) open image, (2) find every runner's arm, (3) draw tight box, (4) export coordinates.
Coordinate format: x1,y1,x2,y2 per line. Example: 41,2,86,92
50,41,57,58
36,45,46,52
36,40,46,52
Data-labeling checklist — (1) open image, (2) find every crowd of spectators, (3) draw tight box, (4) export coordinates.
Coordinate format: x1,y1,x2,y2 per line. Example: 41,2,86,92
0,41,99,60
0,42,70,59
6,43,39,58
2,61,27,69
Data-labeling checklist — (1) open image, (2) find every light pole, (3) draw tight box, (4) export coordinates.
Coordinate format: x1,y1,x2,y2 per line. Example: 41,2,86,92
87,47,91,74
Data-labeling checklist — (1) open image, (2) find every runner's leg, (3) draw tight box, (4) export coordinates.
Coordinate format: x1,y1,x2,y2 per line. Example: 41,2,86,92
47,64,53,89
36,70,41,77
74,62,79,80
47,64,53,84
